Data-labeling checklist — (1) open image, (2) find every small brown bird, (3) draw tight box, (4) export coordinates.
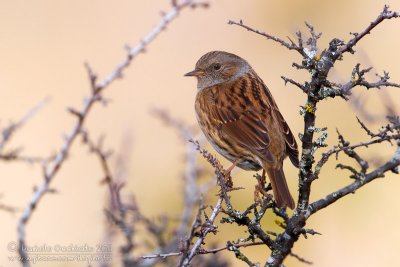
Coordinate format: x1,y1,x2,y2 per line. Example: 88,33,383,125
185,51,299,209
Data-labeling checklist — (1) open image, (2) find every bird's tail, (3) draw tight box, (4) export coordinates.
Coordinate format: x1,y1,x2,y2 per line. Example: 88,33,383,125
264,166,295,209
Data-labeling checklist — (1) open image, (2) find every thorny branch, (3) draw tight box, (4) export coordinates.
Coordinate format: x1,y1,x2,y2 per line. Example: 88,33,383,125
170,141,308,266
336,6,400,57
228,5,400,267
16,1,208,266
227,20,306,57
177,139,226,267
179,197,223,267
142,241,264,260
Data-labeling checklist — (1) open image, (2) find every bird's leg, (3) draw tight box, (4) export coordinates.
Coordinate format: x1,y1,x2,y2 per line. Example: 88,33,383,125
224,161,237,176
255,169,272,199
223,161,238,187
260,169,266,188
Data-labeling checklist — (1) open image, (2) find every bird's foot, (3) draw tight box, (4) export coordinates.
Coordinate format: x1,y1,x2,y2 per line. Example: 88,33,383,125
222,170,233,188
255,184,272,200
254,171,272,201
222,161,238,188
254,185,262,203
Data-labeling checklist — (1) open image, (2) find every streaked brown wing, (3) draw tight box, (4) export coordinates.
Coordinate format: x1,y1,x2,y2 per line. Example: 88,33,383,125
210,105,275,163
275,110,299,167
260,80,300,168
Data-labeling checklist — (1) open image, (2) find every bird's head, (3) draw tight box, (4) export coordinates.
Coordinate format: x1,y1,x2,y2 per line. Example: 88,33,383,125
185,51,251,90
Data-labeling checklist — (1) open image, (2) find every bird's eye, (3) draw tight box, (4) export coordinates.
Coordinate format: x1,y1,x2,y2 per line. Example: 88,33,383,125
213,63,222,70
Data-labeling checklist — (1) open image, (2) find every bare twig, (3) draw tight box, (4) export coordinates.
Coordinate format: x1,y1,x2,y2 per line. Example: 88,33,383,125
281,76,308,93
289,252,313,265
228,19,305,57
225,241,258,267
0,152,50,164
179,197,223,267
0,97,49,152
309,144,400,215
338,66,400,97
142,252,183,259
176,141,278,266
313,121,400,180
142,241,264,260
336,5,400,58
0,98,49,164
0,196,20,214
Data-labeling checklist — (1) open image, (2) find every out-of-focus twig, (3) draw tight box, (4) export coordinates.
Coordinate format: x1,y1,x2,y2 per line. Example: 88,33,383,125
0,203,19,214
83,130,173,267
0,97,49,152
0,194,20,214
81,130,136,266
0,98,49,163
151,108,201,242
99,134,132,267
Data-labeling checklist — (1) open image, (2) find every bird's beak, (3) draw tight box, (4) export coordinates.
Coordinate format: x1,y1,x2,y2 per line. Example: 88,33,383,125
184,69,205,77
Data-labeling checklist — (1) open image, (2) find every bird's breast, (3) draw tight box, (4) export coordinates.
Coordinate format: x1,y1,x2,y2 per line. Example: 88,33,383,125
195,86,220,141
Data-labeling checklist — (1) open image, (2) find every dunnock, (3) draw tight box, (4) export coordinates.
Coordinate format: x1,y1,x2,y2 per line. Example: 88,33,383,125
185,51,299,209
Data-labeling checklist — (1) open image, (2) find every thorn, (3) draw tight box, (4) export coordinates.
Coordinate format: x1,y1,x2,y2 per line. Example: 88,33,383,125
67,107,82,119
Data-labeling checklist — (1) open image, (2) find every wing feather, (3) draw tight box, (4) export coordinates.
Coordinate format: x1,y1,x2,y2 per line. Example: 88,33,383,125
210,103,274,163
260,81,299,168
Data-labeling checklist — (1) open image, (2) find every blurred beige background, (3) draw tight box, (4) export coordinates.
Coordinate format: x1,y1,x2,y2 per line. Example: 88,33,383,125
0,0,400,266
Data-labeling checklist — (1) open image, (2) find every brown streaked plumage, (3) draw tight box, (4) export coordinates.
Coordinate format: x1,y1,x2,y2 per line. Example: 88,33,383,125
185,51,299,209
